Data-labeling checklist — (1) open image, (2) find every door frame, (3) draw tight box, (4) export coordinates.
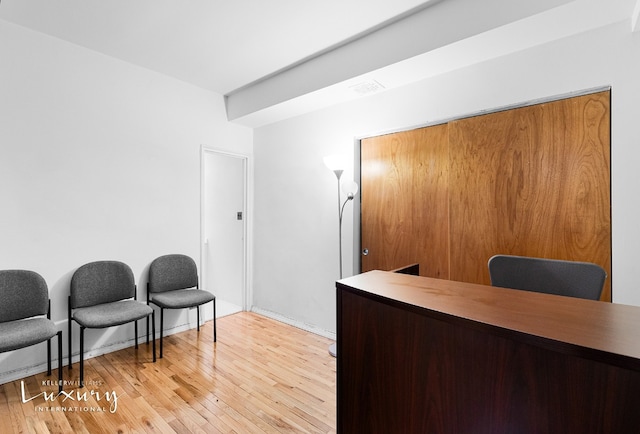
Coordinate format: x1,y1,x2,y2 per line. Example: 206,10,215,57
200,145,251,313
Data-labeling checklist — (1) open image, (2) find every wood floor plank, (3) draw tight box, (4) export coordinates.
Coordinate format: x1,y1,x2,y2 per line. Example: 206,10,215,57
0,312,336,433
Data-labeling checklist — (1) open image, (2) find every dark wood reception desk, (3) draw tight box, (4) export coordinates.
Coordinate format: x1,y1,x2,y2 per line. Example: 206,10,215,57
336,271,640,433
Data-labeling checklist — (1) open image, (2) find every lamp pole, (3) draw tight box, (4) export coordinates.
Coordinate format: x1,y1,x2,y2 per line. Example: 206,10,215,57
332,169,344,278
324,155,358,358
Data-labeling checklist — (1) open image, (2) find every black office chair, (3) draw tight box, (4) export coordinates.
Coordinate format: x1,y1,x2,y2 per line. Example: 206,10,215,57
0,270,63,393
69,260,155,387
488,254,606,300
146,254,216,358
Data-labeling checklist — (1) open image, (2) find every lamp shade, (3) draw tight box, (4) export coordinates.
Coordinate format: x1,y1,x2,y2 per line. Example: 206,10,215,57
342,180,359,196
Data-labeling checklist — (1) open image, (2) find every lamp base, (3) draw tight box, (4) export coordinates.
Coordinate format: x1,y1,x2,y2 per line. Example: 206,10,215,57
328,342,337,357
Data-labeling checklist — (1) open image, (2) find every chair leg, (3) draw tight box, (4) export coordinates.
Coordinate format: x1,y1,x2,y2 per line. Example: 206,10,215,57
47,338,52,376
135,320,139,349
213,298,217,343
160,308,164,358
146,315,149,345
57,331,63,393
68,302,73,370
79,326,85,388
197,305,200,331
151,311,156,362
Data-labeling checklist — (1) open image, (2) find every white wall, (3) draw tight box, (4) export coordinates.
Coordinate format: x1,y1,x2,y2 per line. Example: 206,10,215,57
253,20,640,333
0,20,252,382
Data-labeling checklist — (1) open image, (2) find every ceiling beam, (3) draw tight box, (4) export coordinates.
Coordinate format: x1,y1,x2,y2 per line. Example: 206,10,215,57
225,0,573,123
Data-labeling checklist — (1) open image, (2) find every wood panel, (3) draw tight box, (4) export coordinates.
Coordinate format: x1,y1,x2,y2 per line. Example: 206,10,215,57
337,271,640,434
360,90,611,300
360,124,449,278
448,91,611,299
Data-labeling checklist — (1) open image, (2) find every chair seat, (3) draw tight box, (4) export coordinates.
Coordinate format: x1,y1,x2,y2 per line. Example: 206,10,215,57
150,289,214,309
73,300,153,329
0,318,57,353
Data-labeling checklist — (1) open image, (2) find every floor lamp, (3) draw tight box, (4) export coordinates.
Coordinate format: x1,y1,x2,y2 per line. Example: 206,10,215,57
324,155,358,357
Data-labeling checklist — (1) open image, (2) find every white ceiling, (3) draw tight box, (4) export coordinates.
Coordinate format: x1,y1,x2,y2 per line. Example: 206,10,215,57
0,0,436,94
1,0,639,127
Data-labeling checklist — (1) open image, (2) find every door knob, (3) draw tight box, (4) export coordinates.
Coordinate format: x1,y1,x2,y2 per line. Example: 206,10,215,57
362,248,369,256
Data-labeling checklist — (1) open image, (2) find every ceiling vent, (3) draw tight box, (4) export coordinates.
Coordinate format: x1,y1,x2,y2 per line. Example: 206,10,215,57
348,79,386,96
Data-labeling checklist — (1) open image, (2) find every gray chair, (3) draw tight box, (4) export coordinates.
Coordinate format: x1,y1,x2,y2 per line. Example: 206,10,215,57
0,270,63,393
488,254,606,300
146,254,216,358
68,261,155,387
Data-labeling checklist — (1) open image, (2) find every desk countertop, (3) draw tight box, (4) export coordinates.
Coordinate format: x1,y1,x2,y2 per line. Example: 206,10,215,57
338,270,640,371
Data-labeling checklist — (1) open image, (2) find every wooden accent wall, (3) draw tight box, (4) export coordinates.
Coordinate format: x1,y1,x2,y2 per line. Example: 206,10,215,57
361,125,450,280
360,91,611,300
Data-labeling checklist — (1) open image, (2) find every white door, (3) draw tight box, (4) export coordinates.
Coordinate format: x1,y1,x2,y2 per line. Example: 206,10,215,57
202,149,246,318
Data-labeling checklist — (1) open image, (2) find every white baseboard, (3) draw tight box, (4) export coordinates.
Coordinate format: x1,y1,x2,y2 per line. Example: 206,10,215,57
250,307,336,340
0,308,335,386
0,358,60,386
0,321,196,386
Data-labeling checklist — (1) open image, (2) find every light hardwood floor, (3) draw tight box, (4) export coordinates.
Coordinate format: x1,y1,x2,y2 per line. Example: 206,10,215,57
0,312,337,433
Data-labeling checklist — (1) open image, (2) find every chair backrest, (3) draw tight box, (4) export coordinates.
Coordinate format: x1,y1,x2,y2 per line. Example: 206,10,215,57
488,254,606,300
148,254,198,294
70,261,136,309
0,270,48,322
